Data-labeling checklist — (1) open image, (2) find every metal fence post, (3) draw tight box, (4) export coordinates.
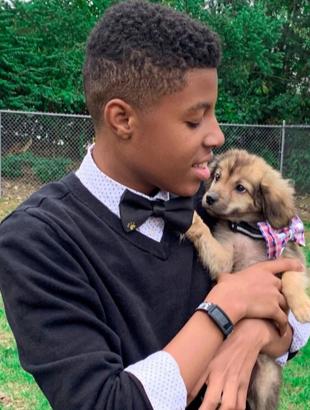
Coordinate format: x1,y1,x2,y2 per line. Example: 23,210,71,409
280,120,286,175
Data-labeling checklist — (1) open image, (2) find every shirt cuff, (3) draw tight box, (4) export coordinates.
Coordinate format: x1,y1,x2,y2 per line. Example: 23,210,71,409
125,350,187,410
276,311,310,366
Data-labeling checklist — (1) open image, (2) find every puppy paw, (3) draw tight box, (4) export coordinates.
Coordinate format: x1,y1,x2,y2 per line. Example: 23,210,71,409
185,211,209,241
290,294,310,323
191,211,204,226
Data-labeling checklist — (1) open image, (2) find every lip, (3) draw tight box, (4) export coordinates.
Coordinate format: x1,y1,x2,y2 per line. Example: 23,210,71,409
192,160,211,180
191,152,213,180
192,152,213,168
192,161,209,169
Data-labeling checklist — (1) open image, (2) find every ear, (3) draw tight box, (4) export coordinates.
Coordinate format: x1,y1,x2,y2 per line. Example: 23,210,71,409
204,157,219,191
104,99,136,140
259,170,296,228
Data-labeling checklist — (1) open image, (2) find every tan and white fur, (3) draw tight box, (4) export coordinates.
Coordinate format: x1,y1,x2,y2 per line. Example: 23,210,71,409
186,149,310,410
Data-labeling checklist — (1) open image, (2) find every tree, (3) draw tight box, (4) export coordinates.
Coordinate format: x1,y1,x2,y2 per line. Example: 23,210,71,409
262,0,310,123
200,1,285,123
0,0,112,113
0,0,309,123
161,0,309,123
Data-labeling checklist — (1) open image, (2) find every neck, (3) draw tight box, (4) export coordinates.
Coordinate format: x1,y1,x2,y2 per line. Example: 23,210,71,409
92,142,159,196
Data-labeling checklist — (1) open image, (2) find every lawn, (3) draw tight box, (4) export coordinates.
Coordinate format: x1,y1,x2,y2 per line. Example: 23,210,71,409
0,198,22,222
0,200,309,409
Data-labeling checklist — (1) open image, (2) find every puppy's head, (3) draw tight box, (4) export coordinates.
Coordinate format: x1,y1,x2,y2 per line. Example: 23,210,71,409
203,149,296,228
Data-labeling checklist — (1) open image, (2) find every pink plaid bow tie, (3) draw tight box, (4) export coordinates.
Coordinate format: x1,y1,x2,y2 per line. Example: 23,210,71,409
257,216,305,259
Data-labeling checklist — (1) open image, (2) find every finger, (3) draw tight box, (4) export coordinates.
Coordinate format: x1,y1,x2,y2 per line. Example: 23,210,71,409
279,293,288,311
199,383,223,410
236,385,248,410
259,258,304,274
219,380,238,410
274,308,288,336
272,276,282,290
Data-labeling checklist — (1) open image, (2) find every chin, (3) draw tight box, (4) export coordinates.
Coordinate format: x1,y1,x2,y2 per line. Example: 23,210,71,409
170,183,201,198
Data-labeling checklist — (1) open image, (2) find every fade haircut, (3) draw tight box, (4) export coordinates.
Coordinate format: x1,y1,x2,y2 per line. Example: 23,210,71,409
84,0,221,127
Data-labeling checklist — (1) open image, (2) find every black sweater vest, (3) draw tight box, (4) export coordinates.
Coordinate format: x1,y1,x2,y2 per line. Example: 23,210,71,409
0,173,212,409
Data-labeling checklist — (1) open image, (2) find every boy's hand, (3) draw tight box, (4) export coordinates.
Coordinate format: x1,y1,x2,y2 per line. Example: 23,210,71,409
206,259,302,335
197,319,284,410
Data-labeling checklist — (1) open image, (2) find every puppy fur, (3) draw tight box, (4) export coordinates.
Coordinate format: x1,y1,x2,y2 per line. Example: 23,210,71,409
186,149,310,410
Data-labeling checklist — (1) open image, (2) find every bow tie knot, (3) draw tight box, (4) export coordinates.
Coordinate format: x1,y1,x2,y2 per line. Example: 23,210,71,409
151,201,166,218
119,189,194,234
257,216,305,259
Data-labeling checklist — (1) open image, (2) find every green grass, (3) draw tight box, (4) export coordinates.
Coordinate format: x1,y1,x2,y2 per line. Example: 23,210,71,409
0,198,21,222
280,342,310,409
0,199,309,409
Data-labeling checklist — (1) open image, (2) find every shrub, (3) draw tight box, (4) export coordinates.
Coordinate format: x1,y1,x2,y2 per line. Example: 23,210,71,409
1,153,72,183
1,154,24,178
283,149,310,194
31,157,73,183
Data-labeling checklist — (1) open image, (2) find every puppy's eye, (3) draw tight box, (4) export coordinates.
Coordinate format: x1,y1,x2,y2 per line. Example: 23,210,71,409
236,184,246,193
214,172,221,182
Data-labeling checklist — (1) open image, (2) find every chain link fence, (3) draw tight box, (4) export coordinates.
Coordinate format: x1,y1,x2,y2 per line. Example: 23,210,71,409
0,110,309,197
218,123,310,194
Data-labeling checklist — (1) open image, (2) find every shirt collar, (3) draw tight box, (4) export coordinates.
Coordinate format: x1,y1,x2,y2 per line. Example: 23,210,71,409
75,144,169,218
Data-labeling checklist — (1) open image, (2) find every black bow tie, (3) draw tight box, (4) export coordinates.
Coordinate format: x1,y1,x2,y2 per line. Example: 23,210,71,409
119,189,194,233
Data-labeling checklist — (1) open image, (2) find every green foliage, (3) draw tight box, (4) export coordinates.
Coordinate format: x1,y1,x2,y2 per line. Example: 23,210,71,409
1,152,73,183
2,152,37,178
193,1,285,123
0,0,113,113
1,154,24,178
261,0,310,124
283,150,310,194
148,0,309,124
31,157,72,183
0,0,309,123
282,128,310,194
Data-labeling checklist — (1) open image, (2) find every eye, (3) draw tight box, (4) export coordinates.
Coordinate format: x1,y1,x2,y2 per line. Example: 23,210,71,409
186,121,201,129
236,184,246,193
214,172,221,182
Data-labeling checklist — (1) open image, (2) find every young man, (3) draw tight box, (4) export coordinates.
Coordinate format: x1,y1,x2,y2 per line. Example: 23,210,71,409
0,1,309,409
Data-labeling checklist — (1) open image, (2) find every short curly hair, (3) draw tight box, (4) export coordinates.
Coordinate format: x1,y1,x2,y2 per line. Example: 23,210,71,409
84,0,221,127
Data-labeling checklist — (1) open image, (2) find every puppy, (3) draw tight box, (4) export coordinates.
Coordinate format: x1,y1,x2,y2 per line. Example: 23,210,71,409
186,149,310,410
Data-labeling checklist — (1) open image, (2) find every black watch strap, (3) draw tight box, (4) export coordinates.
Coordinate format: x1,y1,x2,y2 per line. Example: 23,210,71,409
195,302,234,338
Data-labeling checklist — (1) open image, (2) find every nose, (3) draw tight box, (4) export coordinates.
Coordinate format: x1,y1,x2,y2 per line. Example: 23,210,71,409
206,192,219,205
203,117,225,149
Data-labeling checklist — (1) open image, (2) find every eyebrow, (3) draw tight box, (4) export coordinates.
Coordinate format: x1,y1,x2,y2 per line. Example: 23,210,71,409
185,102,212,114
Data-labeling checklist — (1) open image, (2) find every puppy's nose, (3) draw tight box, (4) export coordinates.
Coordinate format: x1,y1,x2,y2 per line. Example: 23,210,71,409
206,193,218,205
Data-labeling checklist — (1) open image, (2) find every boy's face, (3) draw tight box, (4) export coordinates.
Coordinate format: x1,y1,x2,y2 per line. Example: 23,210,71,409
125,68,224,196
98,68,224,197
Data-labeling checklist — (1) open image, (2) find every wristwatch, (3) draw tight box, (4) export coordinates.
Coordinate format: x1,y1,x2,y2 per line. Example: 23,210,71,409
195,302,234,338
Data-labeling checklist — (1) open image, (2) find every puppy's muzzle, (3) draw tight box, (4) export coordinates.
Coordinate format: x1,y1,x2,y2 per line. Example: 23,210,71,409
206,192,219,205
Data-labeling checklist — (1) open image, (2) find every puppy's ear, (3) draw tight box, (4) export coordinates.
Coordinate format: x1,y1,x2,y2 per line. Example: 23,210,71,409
204,157,219,190
259,170,296,228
